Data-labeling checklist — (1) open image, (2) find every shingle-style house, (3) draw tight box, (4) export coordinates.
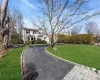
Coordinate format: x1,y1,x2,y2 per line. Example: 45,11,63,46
22,27,49,43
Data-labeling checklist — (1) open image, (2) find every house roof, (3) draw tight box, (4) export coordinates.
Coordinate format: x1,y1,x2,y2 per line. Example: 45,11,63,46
22,27,39,31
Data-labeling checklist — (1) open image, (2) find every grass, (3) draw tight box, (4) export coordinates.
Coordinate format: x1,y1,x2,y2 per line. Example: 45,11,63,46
0,44,43,80
0,47,26,80
47,44,100,70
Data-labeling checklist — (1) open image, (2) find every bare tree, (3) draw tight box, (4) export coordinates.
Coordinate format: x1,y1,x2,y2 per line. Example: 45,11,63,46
70,26,82,34
31,17,48,35
14,9,23,35
0,0,8,28
8,8,24,44
85,22,99,35
7,8,23,45
7,8,23,36
7,9,16,44
0,0,9,49
35,0,100,48
0,0,23,49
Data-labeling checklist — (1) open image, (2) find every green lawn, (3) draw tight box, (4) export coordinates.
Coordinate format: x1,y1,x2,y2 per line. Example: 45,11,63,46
0,44,43,80
47,44,100,70
0,47,25,80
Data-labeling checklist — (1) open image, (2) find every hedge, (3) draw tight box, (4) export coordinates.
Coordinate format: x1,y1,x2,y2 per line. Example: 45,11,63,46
57,34,93,44
25,38,47,44
94,36,100,43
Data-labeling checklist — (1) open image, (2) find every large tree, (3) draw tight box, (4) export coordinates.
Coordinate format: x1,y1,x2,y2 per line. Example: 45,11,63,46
70,25,82,34
85,22,99,35
0,0,9,49
0,0,8,28
31,17,48,36
35,0,100,48
7,8,24,45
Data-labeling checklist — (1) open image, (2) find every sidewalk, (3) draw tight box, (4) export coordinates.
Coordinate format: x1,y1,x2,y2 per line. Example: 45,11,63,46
63,66,100,80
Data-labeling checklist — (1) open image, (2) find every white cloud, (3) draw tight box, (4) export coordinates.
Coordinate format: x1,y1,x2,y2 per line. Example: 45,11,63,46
22,0,36,9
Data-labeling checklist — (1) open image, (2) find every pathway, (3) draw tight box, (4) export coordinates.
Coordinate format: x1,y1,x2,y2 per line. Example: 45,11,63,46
23,45,74,80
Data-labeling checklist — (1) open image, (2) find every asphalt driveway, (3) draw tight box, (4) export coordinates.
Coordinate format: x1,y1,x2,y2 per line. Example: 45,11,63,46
23,45,74,80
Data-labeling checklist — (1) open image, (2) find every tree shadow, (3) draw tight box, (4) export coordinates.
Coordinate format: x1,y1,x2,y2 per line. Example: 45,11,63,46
23,62,39,80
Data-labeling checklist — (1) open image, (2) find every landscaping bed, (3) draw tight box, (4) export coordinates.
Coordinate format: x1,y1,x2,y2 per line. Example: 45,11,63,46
47,44,100,70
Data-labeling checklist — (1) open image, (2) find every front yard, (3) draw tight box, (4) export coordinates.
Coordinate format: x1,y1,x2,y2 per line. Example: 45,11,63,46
47,44,100,70
0,44,41,80
0,44,100,79
0,47,25,80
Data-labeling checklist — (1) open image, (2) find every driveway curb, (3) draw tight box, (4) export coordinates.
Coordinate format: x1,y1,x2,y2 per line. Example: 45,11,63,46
45,47,77,65
45,47,100,75
20,47,29,79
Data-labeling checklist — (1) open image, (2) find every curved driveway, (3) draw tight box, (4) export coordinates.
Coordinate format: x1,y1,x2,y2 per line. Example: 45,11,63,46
23,45,74,80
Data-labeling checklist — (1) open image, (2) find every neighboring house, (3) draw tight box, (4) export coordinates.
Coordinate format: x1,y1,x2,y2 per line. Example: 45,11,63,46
22,27,49,43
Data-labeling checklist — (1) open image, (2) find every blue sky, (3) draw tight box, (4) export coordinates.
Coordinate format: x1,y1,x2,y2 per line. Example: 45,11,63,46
0,0,100,31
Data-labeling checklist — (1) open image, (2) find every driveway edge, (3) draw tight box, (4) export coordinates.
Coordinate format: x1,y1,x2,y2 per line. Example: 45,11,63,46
45,47,77,65
45,47,100,75
20,47,28,79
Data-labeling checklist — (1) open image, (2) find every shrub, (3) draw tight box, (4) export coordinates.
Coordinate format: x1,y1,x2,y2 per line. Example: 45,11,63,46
41,40,47,44
35,38,47,44
94,35,100,43
32,40,35,44
57,34,93,44
35,38,42,44
57,34,67,43
25,38,47,44
18,39,24,44
69,34,93,44
25,41,32,44
11,34,24,44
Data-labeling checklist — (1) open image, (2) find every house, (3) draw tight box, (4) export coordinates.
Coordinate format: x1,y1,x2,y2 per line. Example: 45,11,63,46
22,27,50,43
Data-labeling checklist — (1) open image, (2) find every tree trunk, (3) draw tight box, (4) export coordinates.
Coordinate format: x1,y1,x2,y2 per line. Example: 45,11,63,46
0,0,9,49
50,33,57,50
51,32,55,47
0,31,4,52
3,24,9,48
1,0,9,28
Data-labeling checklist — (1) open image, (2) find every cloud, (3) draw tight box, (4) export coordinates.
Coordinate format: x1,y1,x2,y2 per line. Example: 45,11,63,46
22,0,36,9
